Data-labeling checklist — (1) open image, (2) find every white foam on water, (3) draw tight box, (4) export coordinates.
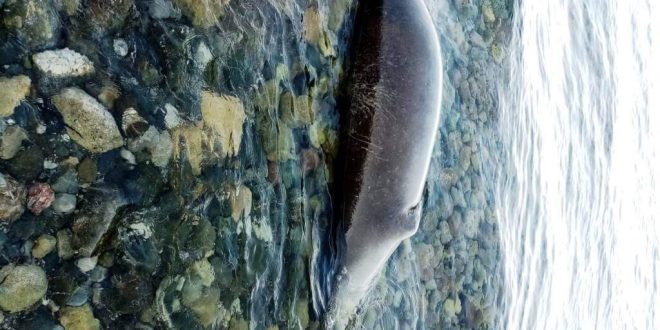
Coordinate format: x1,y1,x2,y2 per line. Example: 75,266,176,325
496,0,660,328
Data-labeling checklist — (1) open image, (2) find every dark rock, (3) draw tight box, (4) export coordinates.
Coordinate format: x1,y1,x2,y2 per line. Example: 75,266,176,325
50,263,87,306
120,164,164,206
51,167,80,194
102,270,154,315
78,157,98,184
3,145,44,181
72,187,126,256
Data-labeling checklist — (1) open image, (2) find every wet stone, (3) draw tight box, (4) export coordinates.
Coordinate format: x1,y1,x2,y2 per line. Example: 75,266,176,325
59,304,100,330
0,264,48,313
0,75,31,118
200,91,246,158
27,182,55,215
4,145,45,181
32,234,57,259
2,0,61,50
174,0,230,28
57,229,75,260
0,125,28,160
72,188,126,256
51,88,124,153
0,172,26,222
32,49,94,93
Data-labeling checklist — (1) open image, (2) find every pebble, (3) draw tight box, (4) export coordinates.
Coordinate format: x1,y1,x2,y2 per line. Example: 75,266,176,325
51,88,124,153
59,305,100,330
32,48,94,80
0,125,28,159
53,193,77,214
0,75,31,118
229,185,252,222
76,256,98,273
120,149,137,165
163,103,182,129
2,0,61,49
72,189,125,256
32,234,57,259
0,173,26,222
121,108,149,138
57,230,75,260
0,264,48,313
174,0,229,28
27,182,55,215
113,39,129,57
201,91,247,158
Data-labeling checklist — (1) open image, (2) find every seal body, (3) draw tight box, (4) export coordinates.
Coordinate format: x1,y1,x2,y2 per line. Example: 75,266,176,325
329,0,443,323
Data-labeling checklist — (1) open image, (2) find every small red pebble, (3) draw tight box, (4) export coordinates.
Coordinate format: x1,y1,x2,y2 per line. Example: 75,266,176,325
27,183,54,215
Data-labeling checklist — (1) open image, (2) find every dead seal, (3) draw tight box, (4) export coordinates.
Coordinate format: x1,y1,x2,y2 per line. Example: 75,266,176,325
327,0,443,325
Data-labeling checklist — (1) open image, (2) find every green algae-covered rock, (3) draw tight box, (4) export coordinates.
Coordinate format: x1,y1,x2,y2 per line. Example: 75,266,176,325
0,75,31,118
2,0,61,49
59,304,100,330
174,0,230,28
0,264,48,313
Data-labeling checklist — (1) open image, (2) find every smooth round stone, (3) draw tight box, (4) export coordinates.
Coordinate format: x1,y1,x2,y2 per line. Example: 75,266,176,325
53,193,77,214
0,264,48,313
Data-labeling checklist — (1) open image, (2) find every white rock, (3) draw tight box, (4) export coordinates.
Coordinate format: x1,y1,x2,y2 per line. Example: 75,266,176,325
120,149,136,165
194,42,213,70
163,103,182,129
43,160,58,169
76,256,98,273
53,193,77,214
32,48,94,79
113,39,129,57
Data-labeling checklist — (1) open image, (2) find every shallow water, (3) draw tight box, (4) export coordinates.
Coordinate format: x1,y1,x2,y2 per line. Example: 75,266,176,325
496,0,660,328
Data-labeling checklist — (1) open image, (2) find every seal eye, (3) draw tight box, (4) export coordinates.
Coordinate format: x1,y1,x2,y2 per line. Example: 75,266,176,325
407,200,422,216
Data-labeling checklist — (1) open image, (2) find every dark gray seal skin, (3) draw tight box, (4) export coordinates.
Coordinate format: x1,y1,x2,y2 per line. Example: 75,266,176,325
327,0,442,326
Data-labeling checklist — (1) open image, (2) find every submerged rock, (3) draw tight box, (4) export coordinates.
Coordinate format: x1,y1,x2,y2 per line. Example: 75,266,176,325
27,182,55,215
200,91,246,158
58,0,82,16
0,75,31,118
2,0,61,49
59,304,100,330
53,193,77,214
32,48,95,93
32,234,57,259
0,125,28,160
51,88,124,153
4,145,45,181
0,172,26,222
0,264,48,313
57,229,75,260
121,108,149,138
72,188,125,256
229,185,252,222
174,0,230,28
127,126,173,168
